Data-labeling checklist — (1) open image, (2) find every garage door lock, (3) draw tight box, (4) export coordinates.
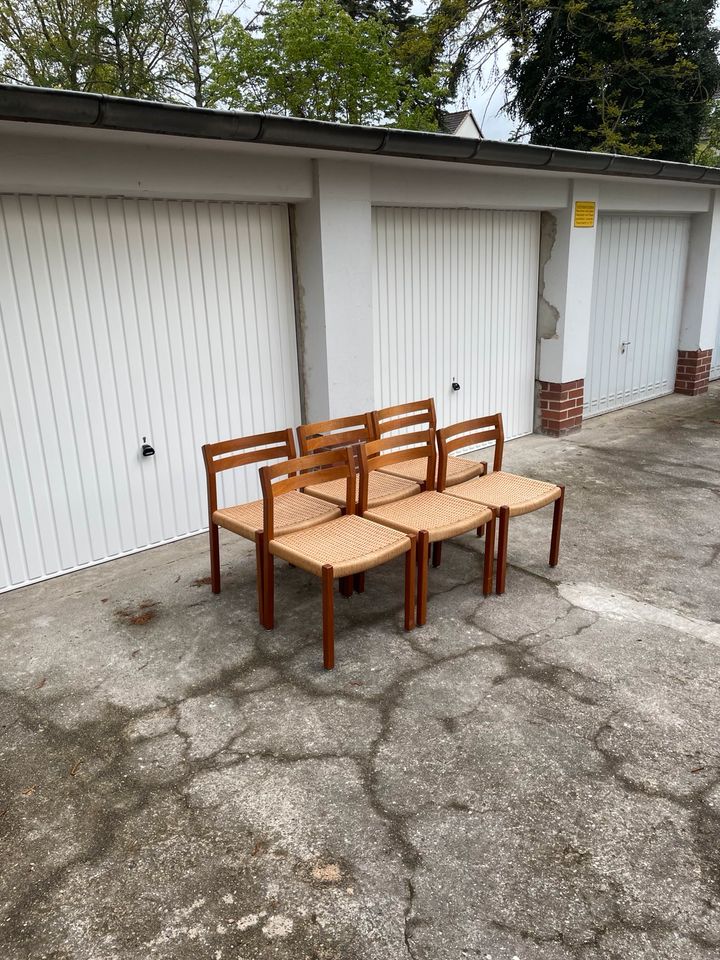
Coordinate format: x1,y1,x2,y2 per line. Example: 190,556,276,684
451,379,461,392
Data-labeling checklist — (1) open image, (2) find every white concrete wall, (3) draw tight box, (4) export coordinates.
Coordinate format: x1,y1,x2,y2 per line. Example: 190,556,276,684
0,122,312,201
293,160,374,421
371,164,570,210
680,190,720,352
537,182,600,384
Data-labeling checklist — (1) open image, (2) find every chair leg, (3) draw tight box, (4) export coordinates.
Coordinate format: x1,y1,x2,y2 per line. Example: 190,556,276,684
322,564,335,670
254,531,265,626
417,530,429,626
550,485,565,567
431,542,442,568
476,525,484,538
496,507,510,595
209,523,221,593
353,572,365,594
404,536,416,631
263,543,275,630
482,514,496,596
340,575,353,598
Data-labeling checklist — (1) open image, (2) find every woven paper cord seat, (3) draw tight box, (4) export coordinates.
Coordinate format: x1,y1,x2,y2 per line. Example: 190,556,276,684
365,490,493,543
269,514,410,578
380,454,486,486
214,492,340,540
449,472,561,517
304,470,420,508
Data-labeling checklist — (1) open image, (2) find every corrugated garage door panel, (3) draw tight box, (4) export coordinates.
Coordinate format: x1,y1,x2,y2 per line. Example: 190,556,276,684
372,208,540,440
0,196,300,591
585,215,690,416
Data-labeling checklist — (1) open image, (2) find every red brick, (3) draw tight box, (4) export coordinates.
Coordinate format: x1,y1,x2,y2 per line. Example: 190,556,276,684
674,350,711,396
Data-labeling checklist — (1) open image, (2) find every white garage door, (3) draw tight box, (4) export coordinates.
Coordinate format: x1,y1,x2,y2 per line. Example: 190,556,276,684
0,196,301,592
585,215,690,417
372,208,540,440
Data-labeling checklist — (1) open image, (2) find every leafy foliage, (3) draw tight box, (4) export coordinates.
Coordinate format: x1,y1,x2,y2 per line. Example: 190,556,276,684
0,0,178,97
695,98,720,165
210,0,448,126
498,0,720,161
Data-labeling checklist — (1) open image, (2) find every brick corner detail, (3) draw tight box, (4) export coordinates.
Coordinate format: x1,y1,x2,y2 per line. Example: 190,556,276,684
537,379,584,437
675,349,713,396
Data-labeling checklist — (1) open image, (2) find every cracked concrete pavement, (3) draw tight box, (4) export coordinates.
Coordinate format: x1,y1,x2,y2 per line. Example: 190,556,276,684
1,385,719,960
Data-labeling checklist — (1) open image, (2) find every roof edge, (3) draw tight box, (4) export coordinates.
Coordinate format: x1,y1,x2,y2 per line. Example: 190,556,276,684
2,83,720,186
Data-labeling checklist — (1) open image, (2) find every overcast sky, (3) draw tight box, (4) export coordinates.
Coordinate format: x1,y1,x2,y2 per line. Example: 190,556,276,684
462,41,516,141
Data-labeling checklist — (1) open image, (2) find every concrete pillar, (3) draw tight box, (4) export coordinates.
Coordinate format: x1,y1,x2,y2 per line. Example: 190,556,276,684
536,182,600,436
676,189,720,395
293,159,374,422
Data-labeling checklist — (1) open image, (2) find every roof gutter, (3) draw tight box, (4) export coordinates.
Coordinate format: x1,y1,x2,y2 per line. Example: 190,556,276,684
2,83,720,185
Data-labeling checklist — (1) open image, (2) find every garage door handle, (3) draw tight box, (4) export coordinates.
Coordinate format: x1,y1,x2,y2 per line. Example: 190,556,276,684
621,341,632,354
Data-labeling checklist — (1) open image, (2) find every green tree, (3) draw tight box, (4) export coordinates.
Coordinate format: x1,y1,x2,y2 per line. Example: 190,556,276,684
165,0,226,106
211,0,448,127
499,0,720,161
0,0,178,97
695,98,720,165
99,0,176,98
0,0,104,90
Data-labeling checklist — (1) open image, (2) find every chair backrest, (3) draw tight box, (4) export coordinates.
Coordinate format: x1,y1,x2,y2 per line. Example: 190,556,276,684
357,428,436,513
202,429,296,516
371,398,437,438
260,447,356,539
297,413,374,458
436,414,504,491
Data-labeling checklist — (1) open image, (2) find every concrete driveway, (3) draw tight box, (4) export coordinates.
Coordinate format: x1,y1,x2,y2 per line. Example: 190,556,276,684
1,385,719,960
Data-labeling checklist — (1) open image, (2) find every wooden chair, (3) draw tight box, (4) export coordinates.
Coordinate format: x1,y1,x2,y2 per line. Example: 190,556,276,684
202,429,340,620
358,429,495,626
372,398,487,487
259,447,417,669
298,413,420,510
437,414,564,595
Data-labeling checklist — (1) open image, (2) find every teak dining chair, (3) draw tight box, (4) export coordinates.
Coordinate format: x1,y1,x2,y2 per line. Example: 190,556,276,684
358,429,495,626
298,413,421,510
372,398,487,487
437,414,564,595
202,429,340,619
259,447,417,669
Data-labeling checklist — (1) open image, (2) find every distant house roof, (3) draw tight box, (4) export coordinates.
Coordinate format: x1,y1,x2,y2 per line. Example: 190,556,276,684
441,110,483,139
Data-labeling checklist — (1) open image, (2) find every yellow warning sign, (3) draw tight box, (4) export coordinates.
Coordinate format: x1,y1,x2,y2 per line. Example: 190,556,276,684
574,201,596,228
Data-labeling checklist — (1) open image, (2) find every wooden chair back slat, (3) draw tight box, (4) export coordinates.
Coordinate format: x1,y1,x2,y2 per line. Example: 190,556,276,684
358,429,436,512
260,448,356,539
437,414,504,490
297,413,374,455
372,398,437,438
202,428,296,516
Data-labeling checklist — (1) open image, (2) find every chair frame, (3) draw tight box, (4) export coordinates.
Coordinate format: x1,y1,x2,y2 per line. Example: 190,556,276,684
373,398,487,490
260,447,416,668
297,412,377,595
371,397,436,440
202,429,297,612
297,412,375,457
359,428,493,624
437,413,564,594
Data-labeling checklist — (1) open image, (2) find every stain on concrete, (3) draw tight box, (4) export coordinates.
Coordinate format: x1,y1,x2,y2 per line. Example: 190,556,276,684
114,599,159,626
